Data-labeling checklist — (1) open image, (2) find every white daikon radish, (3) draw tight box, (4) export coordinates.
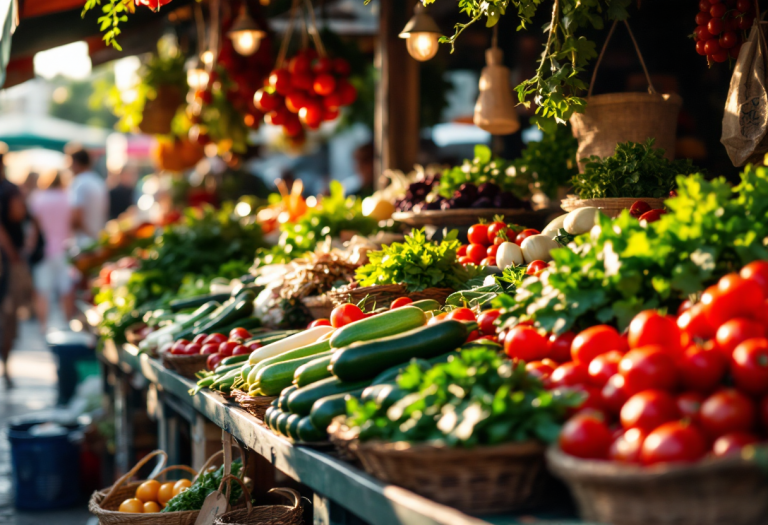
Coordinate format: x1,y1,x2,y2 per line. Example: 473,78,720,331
541,214,567,239
248,325,335,365
564,207,600,235
521,234,559,263
496,242,524,269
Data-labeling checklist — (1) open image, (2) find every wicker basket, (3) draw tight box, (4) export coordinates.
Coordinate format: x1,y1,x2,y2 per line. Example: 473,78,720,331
547,446,768,525
139,85,182,136
327,284,454,311
161,349,209,380
560,196,666,219
300,295,334,320
231,389,277,421
214,476,303,525
391,208,541,228
348,440,547,514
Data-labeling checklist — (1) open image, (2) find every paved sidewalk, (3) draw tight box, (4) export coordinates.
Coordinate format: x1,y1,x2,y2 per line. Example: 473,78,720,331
0,320,96,525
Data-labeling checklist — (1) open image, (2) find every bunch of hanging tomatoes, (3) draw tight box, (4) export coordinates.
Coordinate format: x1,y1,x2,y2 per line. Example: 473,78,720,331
694,0,754,64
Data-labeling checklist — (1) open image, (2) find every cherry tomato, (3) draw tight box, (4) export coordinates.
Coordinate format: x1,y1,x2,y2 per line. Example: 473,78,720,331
514,229,540,246
203,333,227,346
601,374,631,414
269,69,293,96
526,260,548,275
504,325,550,362
486,221,511,244
699,0,711,10
464,330,480,342
218,341,238,357
457,245,468,257
559,413,612,459
619,346,678,392
716,318,764,358
207,353,226,371
737,0,752,12
231,344,249,356
486,244,499,258
640,421,707,465
740,260,768,297
588,351,623,388
719,30,739,49
620,389,680,432
331,304,366,328
337,80,357,106
525,360,555,384
480,257,497,266
254,89,279,112
388,297,413,310
700,389,756,439
609,427,647,463
332,58,351,76
466,244,487,264
639,209,667,223
458,256,475,265
170,339,190,355
678,303,716,345
697,24,713,41
710,3,727,17
708,17,725,35
713,432,758,457
182,343,200,355
288,54,312,74
478,309,501,336
739,14,755,30
312,57,333,74
200,343,219,356
679,345,727,392
446,307,476,321
629,200,652,218
702,274,765,329
246,341,262,351
313,73,337,96
569,385,606,414
229,327,251,341
704,38,722,55
628,310,682,354
731,337,768,395
468,224,490,246
192,334,208,345
548,331,576,363
695,11,712,25
551,362,590,388
571,325,625,366
428,312,447,326
676,391,705,423
308,319,332,328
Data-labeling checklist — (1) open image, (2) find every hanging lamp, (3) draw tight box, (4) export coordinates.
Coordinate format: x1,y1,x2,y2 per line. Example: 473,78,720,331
473,27,520,135
227,4,267,56
399,3,441,62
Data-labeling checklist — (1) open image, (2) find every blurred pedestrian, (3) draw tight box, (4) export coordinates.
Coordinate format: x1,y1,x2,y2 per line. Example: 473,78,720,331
28,170,74,332
65,145,107,248
108,167,137,220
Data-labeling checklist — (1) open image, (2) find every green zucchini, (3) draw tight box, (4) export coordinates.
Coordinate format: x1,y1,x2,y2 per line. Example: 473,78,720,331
278,385,298,411
309,389,364,430
329,306,426,349
267,408,282,432
219,355,248,367
330,320,467,383
275,411,292,436
248,340,332,385
410,299,441,312
256,351,334,396
264,406,276,423
377,384,409,409
287,377,371,416
371,358,431,385
285,414,302,440
293,353,334,387
195,290,256,335
170,293,230,312
297,417,327,442
241,364,253,382
271,398,279,407
361,383,394,404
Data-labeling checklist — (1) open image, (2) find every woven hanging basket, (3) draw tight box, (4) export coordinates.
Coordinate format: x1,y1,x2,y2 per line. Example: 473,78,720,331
139,85,182,136
326,284,454,311
547,446,768,525
560,196,666,218
231,389,277,421
161,349,209,380
214,476,303,525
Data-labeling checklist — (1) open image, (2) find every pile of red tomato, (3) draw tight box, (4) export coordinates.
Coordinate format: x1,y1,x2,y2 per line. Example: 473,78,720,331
165,327,260,371
457,220,538,267
254,49,357,139
498,260,768,466
694,0,753,64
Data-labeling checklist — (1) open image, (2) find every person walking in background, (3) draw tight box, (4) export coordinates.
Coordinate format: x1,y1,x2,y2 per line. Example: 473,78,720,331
28,170,74,332
108,167,137,220
65,145,107,248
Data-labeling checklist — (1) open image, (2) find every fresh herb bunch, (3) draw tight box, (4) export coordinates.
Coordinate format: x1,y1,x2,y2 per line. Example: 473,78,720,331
437,145,532,200
161,459,244,513
497,167,768,333
445,266,527,309
345,344,582,446
512,120,578,199
355,229,479,292
571,139,700,199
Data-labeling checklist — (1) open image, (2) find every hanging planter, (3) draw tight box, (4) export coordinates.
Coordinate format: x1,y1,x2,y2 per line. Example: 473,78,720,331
138,85,182,135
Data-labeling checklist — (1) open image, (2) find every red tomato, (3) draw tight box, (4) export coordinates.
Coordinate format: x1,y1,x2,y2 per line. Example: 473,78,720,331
700,389,756,439
679,345,726,393
183,343,201,355
570,385,605,413
207,353,226,371
602,374,631,414
676,391,705,423
628,200,652,219
458,256,475,265
712,432,759,457
457,245,468,257
514,229,540,246
559,413,613,459
465,330,480,342
337,81,357,106
313,73,337,96
638,209,666,223
254,89,279,112
696,40,708,56
200,344,219,356
640,422,707,465
284,91,308,113
737,0,752,12
731,337,768,395
710,2,727,17
695,11,712,25
620,389,680,432
231,344,249,356
477,335,498,343
486,245,499,258
288,54,311,74
678,303,716,346
269,69,293,96
548,331,576,363
246,341,262,351
229,327,251,341
702,274,765,329
446,307,476,321
619,346,678,392
551,362,590,388
480,257,497,266
608,427,647,463
504,326,550,361
486,221,508,244
332,57,351,76
525,360,556,384
218,341,238,357
526,260,548,275
312,57,333,74
468,224,490,246
203,333,227,346
331,304,366,328
308,319,332,328
571,325,625,366
390,297,414,309
466,244,487,264
170,339,190,355
716,318,764,358
478,309,501,335
628,310,682,354
740,260,768,297
678,300,693,315
588,351,623,387
192,334,208,345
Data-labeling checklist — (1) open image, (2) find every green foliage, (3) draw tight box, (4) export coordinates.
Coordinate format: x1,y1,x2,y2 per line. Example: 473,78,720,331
49,69,119,129
356,229,480,292
512,120,578,199
445,266,527,309
438,145,532,200
161,460,244,512
571,139,700,199
497,168,768,333
345,345,581,447
82,0,133,50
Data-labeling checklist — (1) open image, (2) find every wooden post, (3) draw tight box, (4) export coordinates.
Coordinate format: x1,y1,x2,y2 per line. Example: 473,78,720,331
375,0,420,185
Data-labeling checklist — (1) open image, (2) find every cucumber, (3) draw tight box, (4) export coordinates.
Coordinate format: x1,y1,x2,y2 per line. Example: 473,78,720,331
267,408,282,432
275,411,292,436
278,385,298,410
371,358,431,385
264,406,276,423
195,290,256,335
248,340,332,385
309,389,364,430
330,307,426,349
410,299,442,312
271,398,279,407
170,293,230,312
297,416,327,442
330,320,467,383
293,353,334,387
241,364,252,382
287,377,372,416
285,414,302,440
219,355,248,367
256,351,334,396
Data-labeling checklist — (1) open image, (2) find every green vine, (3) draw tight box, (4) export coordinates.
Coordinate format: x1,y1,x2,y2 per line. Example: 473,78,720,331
82,0,135,51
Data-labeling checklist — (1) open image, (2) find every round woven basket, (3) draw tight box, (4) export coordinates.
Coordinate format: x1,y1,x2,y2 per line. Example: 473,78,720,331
347,439,547,514
326,284,454,311
231,389,277,421
547,446,768,525
560,196,666,218
214,476,303,525
161,350,209,380
391,208,540,228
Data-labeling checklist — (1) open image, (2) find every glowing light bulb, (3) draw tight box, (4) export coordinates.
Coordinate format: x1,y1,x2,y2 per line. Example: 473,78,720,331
187,68,209,90
230,30,263,56
406,32,439,62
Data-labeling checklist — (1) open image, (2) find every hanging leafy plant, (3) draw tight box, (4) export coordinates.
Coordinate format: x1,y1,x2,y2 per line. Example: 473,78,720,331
82,0,173,50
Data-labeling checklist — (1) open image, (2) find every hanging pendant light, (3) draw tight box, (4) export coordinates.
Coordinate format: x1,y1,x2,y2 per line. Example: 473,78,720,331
399,3,441,62
228,4,267,56
473,43,520,135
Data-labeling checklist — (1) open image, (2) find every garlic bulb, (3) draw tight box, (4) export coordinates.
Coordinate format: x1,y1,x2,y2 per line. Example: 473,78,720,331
521,234,559,263
496,242,524,269
564,207,600,236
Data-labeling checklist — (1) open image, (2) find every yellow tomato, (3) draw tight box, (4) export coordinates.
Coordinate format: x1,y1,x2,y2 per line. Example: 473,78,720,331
134,479,160,503
118,498,144,513
143,501,161,513
173,479,192,496
157,482,176,504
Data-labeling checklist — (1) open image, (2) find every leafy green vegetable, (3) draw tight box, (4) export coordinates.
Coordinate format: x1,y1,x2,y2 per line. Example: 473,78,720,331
161,459,244,513
445,266,527,309
437,145,531,200
355,229,479,292
345,345,581,447
571,139,700,199
512,120,578,199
